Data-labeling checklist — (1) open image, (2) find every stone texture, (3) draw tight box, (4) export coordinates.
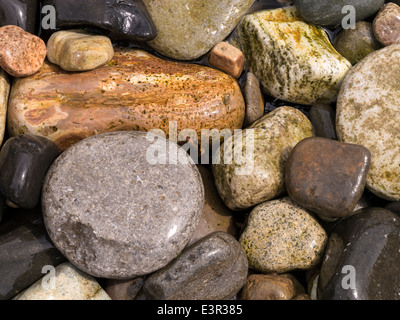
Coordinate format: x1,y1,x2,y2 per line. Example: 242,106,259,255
208,42,245,78
42,131,204,279
8,48,245,151
241,274,297,300
240,197,327,273
237,7,351,105
318,207,400,300
103,277,145,300
47,29,114,72
295,0,385,28
14,262,111,300
285,137,371,221
212,106,313,211
0,69,9,145
373,2,400,46
336,44,400,201
0,25,46,77
143,232,248,300
143,0,255,60
309,104,337,140
0,134,60,209
243,72,264,128
0,0,38,34
333,21,382,65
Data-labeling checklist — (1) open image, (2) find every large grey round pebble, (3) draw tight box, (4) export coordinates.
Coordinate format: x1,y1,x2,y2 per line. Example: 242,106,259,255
42,131,204,279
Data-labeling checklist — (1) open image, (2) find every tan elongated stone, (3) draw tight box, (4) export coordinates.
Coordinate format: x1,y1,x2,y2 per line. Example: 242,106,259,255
0,69,10,145
8,48,245,151
47,29,114,72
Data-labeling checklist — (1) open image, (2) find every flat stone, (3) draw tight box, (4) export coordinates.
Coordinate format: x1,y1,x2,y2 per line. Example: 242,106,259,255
46,29,114,72
243,72,265,128
373,2,400,46
208,42,245,78
103,277,145,300
8,48,245,151
336,44,400,201
42,131,204,279
14,262,111,300
0,0,38,34
0,25,46,77
41,0,157,41
237,7,351,105
285,137,371,221
142,232,248,300
333,21,382,65
212,106,313,211
318,207,400,300
295,0,385,28
0,69,9,145
239,197,327,273
143,0,254,60
308,104,337,140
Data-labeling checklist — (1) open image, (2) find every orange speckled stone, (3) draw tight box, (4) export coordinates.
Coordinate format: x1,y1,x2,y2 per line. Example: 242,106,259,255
0,25,46,78
209,42,244,78
7,48,245,151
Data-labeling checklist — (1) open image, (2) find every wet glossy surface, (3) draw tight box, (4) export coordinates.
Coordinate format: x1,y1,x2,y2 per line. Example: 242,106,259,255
309,104,338,140
0,0,38,34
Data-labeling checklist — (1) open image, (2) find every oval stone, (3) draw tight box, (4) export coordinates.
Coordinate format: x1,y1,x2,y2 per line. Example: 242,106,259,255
42,131,204,279
336,44,400,200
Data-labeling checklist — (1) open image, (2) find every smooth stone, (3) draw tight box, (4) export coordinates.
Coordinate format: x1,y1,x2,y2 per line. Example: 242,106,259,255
285,137,371,221
14,262,111,300
0,0,38,34
187,165,237,247
318,207,400,300
309,104,337,140
385,202,400,215
0,134,60,209
8,48,245,151
142,232,248,300
240,197,327,273
42,131,204,279
208,42,245,79
333,21,382,65
243,72,265,128
0,221,66,300
295,0,385,28
212,106,313,211
143,0,255,60
0,69,9,145
0,25,46,77
336,44,400,201
41,0,157,41
293,293,311,300
46,29,114,72
237,7,351,105
373,2,400,46
103,277,145,300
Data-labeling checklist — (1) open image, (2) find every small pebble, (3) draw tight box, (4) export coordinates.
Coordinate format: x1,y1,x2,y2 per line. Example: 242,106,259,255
373,2,400,46
208,42,245,78
309,104,337,140
243,72,265,128
241,274,297,300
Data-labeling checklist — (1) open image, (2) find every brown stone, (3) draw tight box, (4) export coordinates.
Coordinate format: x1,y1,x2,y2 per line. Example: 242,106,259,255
241,274,297,300
0,25,46,77
285,137,371,221
373,2,400,46
103,277,145,300
243,72,264,128
292,293,311,300
208,42,245,78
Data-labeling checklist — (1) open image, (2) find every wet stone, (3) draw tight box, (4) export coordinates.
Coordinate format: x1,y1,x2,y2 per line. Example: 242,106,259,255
243,72,265,128
208,42,245,79
0,68,9,146
0,0,38,34
373,2,400,46
308,104,337,140
103,277,145,300
285,137,371,221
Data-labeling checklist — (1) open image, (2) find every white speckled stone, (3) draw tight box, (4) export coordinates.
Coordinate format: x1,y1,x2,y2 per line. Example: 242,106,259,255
0,69,10,145
336,44,400,201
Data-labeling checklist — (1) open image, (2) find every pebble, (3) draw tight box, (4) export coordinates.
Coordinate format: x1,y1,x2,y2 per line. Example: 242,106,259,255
14,262,111,300
239,197,327,274
0,69,9,145
0,0,38,34
208,42,245,79
212,106,313,211
243,72,265,128
373,2,400,46
237,6,351,105
103,277,145,300
241,274,297,300
336,44,400,201
142,232,248,300
42,131,204,279
285,137,371,221
308,104,337,140
0,25,46,77
46,29,114,72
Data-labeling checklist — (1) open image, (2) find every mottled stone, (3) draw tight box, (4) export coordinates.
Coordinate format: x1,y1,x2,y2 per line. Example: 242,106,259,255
42,131,204,279
237,7,351,105
0,25,46,77
0,134,60,209
208,42,244,78
285,137,371,221
336,44,400,201
212,106,313,211
104,277,145,300
8,48,245,151
309,104,337,140
243,72,264,128
47,29,114,72
373,2,400,46
295,0,385,28
240,197,327,273
143,232,248,300
333,21,382,65
14,262,111,300
318,207,400,300
143,0,254,60
0,0,38,34
0,69,9,145
241,274,297,300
